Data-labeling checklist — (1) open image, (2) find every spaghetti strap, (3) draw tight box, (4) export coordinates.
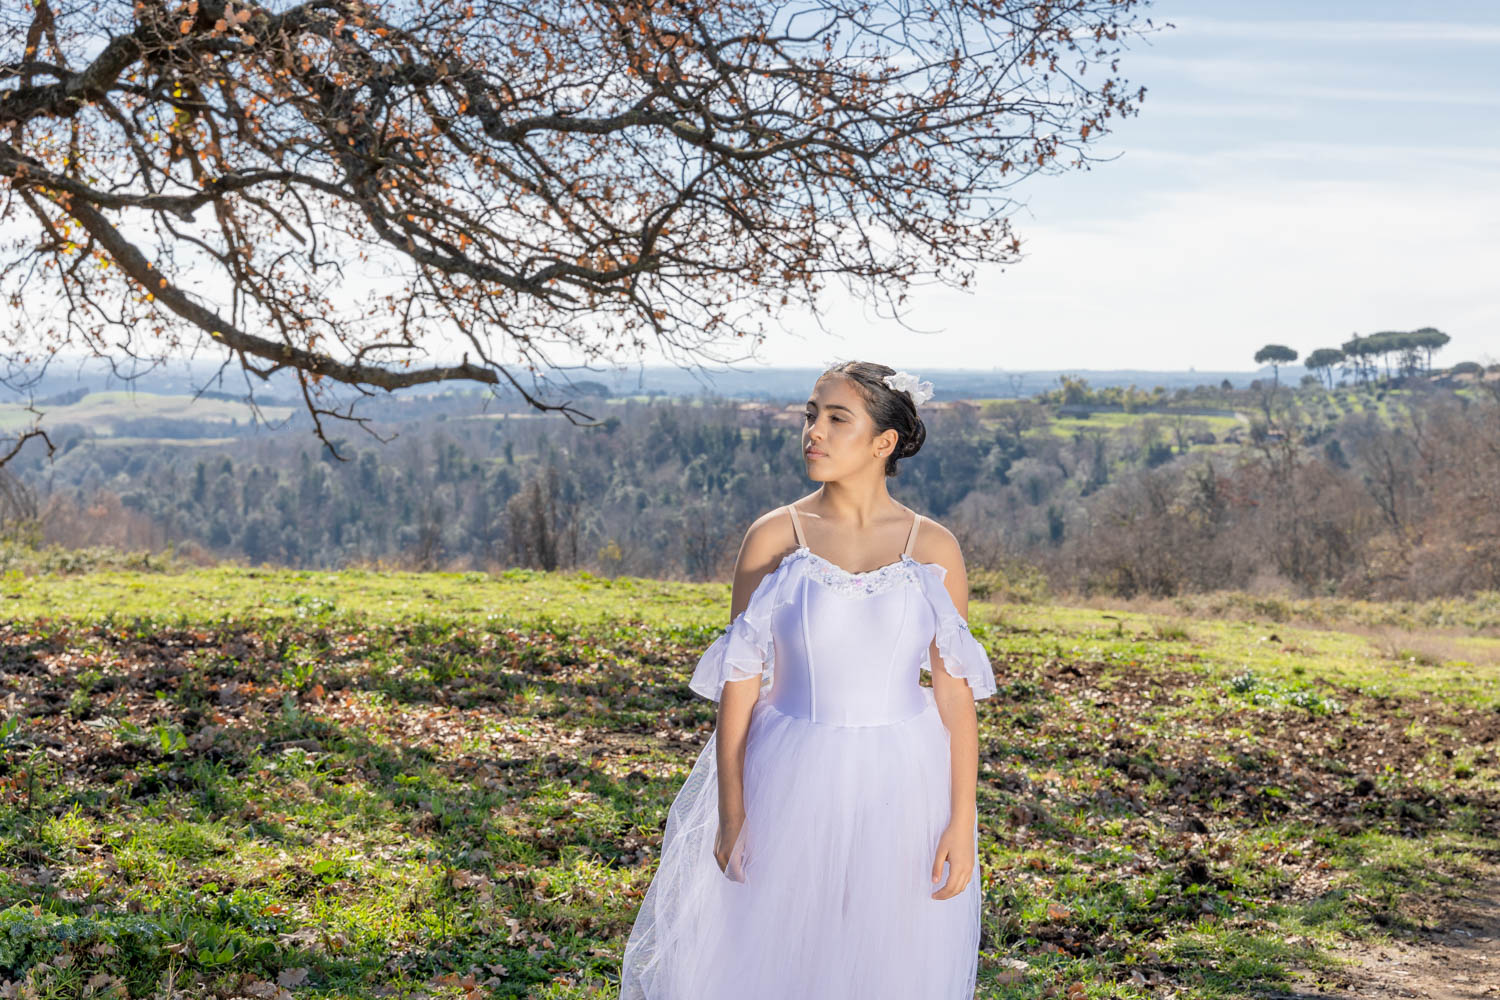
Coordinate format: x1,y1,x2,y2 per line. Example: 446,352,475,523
787,504,808,548
902,512,922,557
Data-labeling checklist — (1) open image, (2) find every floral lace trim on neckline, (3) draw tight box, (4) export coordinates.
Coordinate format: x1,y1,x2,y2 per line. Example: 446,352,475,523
792,545,922,597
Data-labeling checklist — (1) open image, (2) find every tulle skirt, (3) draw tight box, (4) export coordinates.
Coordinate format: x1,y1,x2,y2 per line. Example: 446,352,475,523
619,688,981,999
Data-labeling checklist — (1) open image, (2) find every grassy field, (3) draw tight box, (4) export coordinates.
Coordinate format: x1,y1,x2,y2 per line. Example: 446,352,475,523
1046,413,1245,439
0,392,292,435
1,565,1497,998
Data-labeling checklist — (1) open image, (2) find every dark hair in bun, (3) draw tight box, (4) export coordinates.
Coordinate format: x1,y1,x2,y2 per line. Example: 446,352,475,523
818,361,927,477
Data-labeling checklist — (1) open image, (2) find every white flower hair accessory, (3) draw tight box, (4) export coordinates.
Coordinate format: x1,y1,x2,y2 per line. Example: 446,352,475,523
882,371,935,408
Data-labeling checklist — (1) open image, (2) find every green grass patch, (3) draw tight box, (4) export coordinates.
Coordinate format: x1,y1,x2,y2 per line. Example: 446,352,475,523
0,391,292,434
1,565,1496,997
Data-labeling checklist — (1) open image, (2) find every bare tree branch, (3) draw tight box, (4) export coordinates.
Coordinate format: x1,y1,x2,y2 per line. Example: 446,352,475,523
0,0,1159,456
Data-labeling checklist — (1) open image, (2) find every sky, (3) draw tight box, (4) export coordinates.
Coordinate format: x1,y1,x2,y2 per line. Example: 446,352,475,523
672,0,1500,374
16,1,1497,387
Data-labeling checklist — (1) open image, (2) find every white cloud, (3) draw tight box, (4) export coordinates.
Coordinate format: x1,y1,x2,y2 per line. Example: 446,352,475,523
1169,18,1500,45
1254,84,1500,107
1131,99,1304,120
1123,54,1500,108
741,171,1500,372
1118,142,1500,171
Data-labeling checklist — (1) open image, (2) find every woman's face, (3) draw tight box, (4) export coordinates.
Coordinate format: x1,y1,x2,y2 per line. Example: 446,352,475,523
802,376,898,481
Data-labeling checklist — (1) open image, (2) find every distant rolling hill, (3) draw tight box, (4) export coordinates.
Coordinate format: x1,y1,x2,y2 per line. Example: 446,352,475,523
0,390,294,439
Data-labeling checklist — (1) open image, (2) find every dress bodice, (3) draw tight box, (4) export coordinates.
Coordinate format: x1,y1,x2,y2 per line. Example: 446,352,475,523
689,521,998,718
764,547,941,725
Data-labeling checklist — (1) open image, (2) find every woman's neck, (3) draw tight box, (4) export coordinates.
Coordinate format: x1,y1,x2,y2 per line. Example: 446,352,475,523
806,482,899,529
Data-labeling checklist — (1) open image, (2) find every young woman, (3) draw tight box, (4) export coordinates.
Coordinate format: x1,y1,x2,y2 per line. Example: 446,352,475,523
619,361,997,999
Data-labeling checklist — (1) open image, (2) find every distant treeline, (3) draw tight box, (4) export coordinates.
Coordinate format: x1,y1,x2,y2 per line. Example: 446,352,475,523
10,376,1500,601
1042,384,1500,600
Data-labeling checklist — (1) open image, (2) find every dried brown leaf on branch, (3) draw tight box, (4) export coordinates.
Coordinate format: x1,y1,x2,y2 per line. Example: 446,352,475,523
0,0,1159,457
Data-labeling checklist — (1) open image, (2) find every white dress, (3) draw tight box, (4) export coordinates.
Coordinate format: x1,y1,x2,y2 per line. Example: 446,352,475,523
619,507,998,999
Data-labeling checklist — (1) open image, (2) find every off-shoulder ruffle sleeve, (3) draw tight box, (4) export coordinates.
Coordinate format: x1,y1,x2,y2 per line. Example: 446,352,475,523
914,561,998,700
688,557,799,703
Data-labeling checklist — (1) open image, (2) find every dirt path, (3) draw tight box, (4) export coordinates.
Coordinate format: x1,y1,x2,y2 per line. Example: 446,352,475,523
1309,875,1500,999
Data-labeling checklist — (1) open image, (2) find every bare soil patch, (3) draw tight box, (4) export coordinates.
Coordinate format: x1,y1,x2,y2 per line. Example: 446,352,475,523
1306,871,1500,999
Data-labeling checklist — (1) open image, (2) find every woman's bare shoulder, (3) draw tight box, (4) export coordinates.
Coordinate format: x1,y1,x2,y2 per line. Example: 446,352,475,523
910,512,965,573
736,504,801,574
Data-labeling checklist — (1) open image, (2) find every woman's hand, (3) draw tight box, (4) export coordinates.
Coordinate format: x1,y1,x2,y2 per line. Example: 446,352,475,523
929,819,975,899
714,812,748,882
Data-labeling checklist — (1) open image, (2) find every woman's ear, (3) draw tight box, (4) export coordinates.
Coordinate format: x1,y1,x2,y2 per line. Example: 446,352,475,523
874,427,898,458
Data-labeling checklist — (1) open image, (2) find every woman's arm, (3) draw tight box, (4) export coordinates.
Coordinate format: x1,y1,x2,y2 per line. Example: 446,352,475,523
713,511,790,873
923,526,981,900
